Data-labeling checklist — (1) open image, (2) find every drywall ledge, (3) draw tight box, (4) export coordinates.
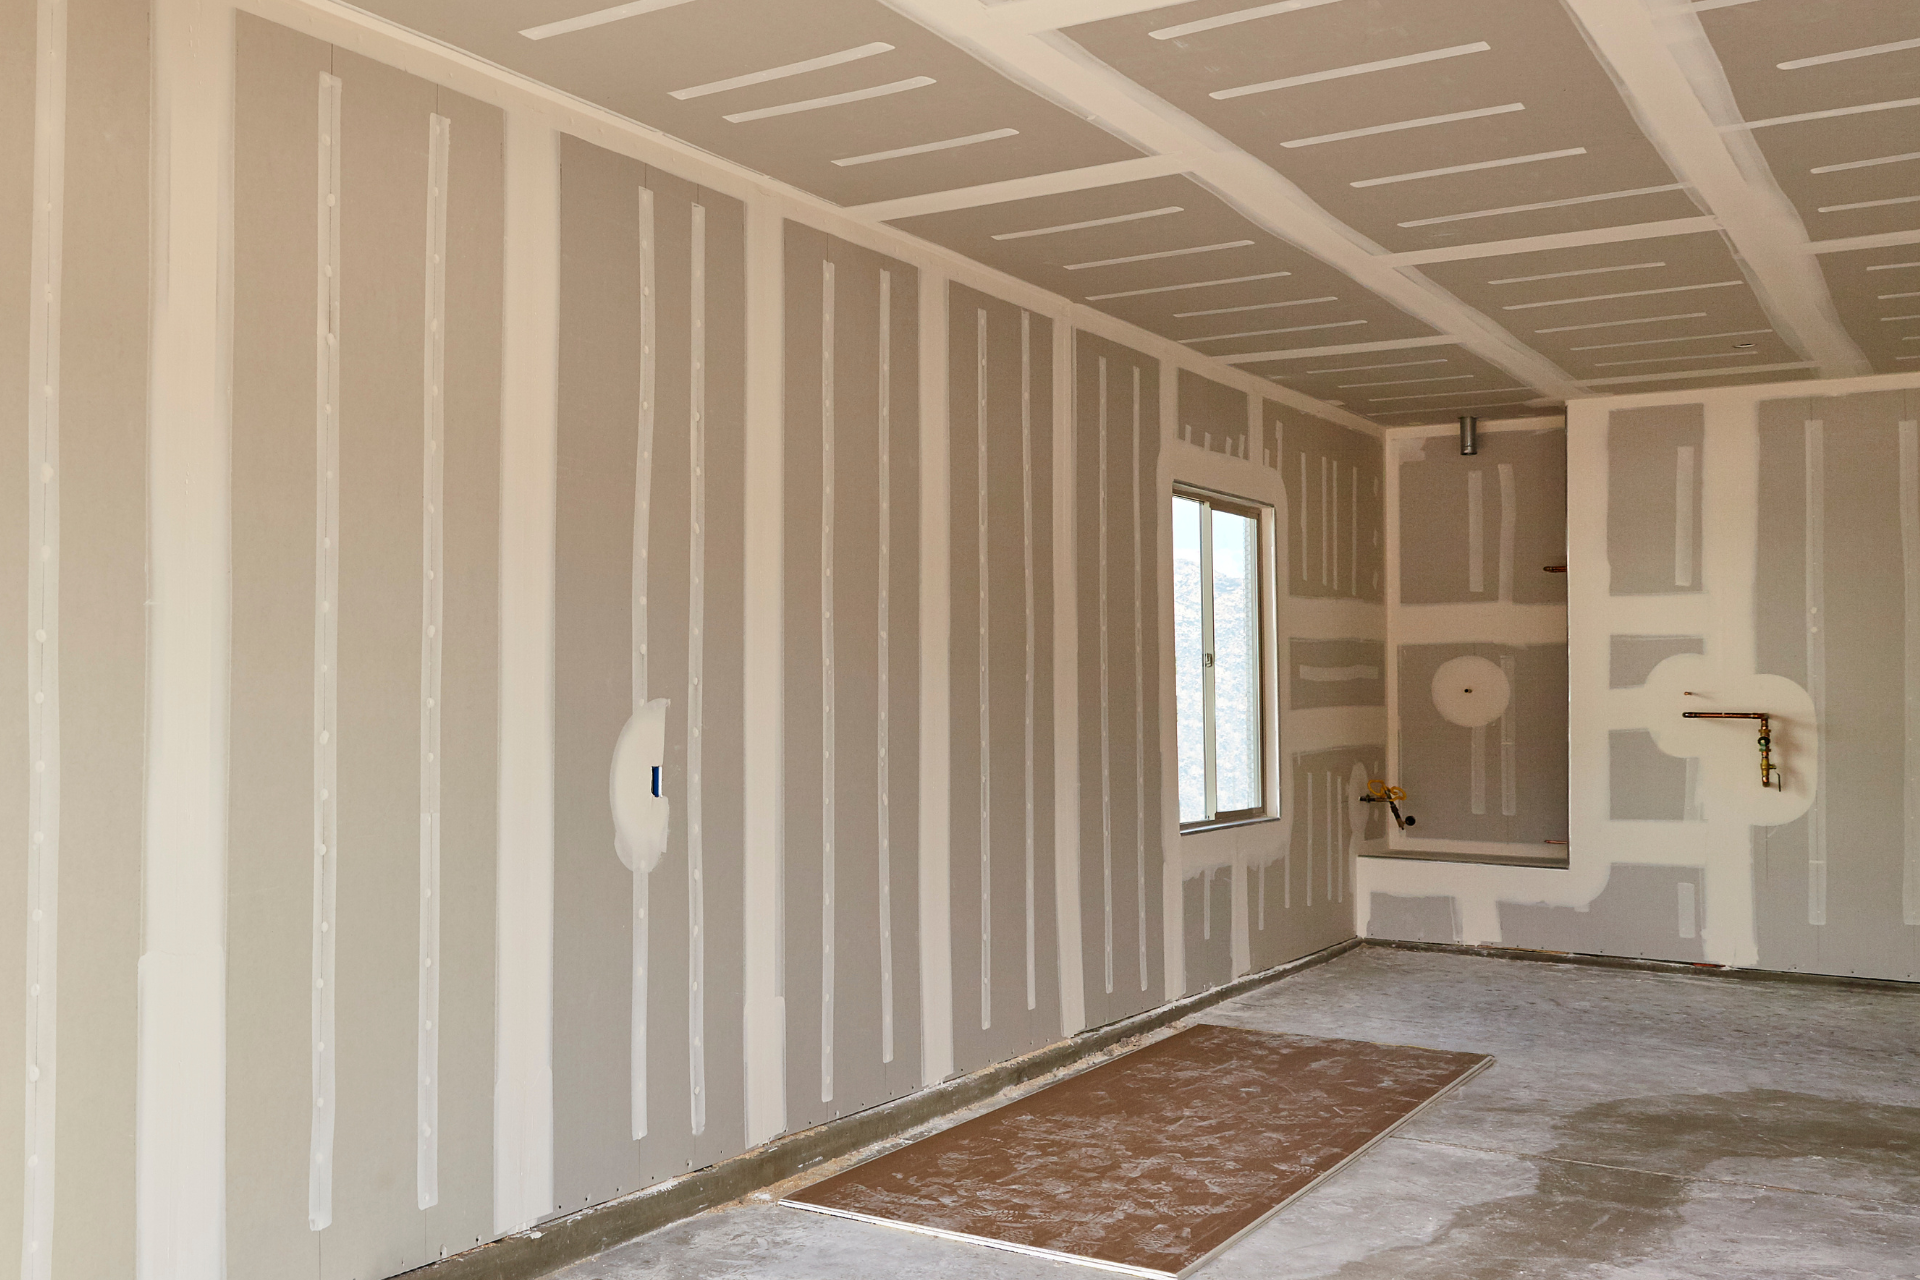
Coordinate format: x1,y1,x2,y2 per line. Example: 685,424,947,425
1364,939,1920,995
396,936,1362,1280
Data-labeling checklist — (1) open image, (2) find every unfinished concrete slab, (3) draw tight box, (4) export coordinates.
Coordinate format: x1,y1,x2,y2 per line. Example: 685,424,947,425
543,947,1920,1280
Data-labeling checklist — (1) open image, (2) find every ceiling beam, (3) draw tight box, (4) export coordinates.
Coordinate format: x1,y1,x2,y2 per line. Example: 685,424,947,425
987,0,1190,34
1219,334,1466,364
847,154,1187,221
1379,216,1721,268
879,0,1590,400
1560,0,1868,377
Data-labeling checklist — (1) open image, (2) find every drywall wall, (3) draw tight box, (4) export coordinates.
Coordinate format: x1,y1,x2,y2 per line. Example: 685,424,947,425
1379,421,1571,866
0,0,1392,1273
1166,391,1388,996
1362,374,1920,983
226,17,502,1274
0,0,150,1275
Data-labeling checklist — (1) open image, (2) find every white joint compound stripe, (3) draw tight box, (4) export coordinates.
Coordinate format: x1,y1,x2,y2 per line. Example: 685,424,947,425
1324,772,1336,901
1350,466,1358,597
1902,420,1920,926
1497,463,1516,603
632,184,657,1140
977,308,992,1032
820,258,836,1101
1499,655,1518,818
310,70,343,1233
1304,770,1313,907
1021,312,1036,1013
1328,458,1338,587
878,270,895,1064
1319,456,1329,586
687,202,708,1136
417,110,451,1211
1467,469,1485,594
1131,366,1147,991
1297,453,1308,583
23,0,66,1268
1805,420,1827,927
1097,359,1113,995
1674,444,1696,588
1470,724,1488,817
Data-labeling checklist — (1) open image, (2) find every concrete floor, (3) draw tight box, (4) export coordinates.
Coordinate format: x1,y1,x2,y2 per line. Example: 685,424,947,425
548,947,1920,1279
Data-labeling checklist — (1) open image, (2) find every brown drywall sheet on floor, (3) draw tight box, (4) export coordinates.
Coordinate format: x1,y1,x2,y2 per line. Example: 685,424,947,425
786,1025,1491,1278
1278,403,1383,602
49,1,149,1274
1754,388,1920,983
1398,643,1569,846
1182,867,1235,994
1367,893,1461,944
1177,368,1249,460
1610,634,1704,688
1073,332,1164,1032
553,134,749,1205
783,223,924,1131
229,21,503,1275
1610,729,1691,822
1264,746,1383,971
949,283,1061,1073
229,19,504,1275
1608,404,1705,596
1289,638,1385,709
1500,865,1705,963
0,0,30,1259
1397,428,1566,605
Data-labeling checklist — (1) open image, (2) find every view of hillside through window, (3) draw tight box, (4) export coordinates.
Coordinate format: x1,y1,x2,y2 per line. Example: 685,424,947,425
1173,491,1265,826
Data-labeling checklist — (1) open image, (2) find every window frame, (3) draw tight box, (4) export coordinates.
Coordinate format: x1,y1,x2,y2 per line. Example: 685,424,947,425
1173,483,1274,832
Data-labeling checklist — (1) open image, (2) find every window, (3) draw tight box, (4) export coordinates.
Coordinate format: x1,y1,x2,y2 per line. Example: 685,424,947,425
1173,488,1269,828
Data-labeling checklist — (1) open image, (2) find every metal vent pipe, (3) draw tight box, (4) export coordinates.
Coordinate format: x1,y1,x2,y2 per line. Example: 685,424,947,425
1458,414,1479,456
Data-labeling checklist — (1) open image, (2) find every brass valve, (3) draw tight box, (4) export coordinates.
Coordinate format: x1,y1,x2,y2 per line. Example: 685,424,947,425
1681,712,1781,789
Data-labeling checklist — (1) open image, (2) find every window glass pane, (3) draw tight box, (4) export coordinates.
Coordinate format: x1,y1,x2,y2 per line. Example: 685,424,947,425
1172,496,1206,823
1211,508,1261,813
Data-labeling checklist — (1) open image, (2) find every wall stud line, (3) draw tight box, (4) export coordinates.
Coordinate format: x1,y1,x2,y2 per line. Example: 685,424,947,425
1902,420,1920,927
1021,310,1037,1013
309,69,343,1233
1466,468,1485,594
1131,364,1147,992
1804,419,1827,926
1350,465,1358,597
820,257,836,1101
1499,655,1518,819
1297,452,1308,584
1325,770,1335,901
977,306,992,1031
1304,768,1313,908
1097,357,1113,995
1674,444,1696,588
1497,461,1516,602
1319,455,1330,586
23,0,66,1268
631,183,656,1140
687,200,707,1136
878,269,895,1064
417,109,451,1210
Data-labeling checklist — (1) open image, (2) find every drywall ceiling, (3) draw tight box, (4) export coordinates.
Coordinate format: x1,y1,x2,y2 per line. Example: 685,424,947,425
348,0,1920,422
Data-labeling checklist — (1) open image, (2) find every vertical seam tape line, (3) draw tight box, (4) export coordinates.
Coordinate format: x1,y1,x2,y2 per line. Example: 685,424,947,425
878,270,895,1064
1097,358,1113,996
977,307,991,1033
820,257,835,1102
1021,312,1036,1014
687,201,707,1137
1499,654,1518,819
1902,420,1920,927
1497,462,1516,603
1805,419,1827,927
631,183,656,1141
1131,365,1147,992
23,0,66,1269
309,69,343,1234
417,109,451,1211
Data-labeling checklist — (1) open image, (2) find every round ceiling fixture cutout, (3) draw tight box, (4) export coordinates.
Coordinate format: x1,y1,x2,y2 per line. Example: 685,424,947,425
1430,655,1511,728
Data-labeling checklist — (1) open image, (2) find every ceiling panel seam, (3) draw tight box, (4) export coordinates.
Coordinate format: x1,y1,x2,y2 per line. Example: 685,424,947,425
879,0,1590,402
1559,0,1869,378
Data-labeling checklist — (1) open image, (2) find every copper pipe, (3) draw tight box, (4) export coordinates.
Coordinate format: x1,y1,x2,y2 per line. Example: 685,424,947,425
1682,711,1780,789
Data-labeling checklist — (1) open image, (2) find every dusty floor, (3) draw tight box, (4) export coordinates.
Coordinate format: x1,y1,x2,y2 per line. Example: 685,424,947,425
547,947,1920,1279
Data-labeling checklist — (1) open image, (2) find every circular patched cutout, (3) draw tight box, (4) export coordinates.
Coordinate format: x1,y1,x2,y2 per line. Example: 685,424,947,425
1430,655,1511,728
